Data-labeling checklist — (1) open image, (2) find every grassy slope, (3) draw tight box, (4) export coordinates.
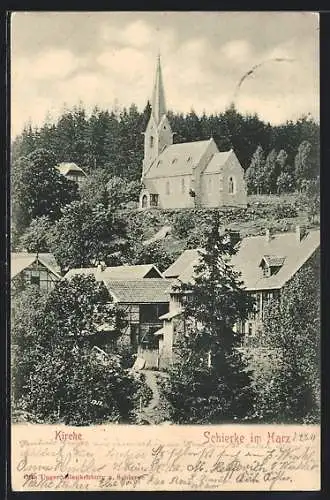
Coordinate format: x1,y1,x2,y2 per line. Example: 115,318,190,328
122,194,319,260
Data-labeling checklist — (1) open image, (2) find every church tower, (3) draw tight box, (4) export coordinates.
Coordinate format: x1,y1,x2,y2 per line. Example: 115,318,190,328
142,55,173,180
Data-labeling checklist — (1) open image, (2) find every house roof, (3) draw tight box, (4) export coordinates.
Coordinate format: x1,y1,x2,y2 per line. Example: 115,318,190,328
65,264,164,280
11,252,61,279
103,279,171,303
163,229,320,291
203,150,233,174
57,162,87,177
163,248,201,278
145,139,213,178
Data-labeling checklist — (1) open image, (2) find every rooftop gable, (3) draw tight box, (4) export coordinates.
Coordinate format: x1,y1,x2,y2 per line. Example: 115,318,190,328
65,263,164,281
203,150,233,174
145,139,215,178
163,248,201,278
11,252,61,279
57,162,87,177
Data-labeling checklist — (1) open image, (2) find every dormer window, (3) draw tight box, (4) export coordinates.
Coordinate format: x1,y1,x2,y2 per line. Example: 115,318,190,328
259,255,285,277
157,160,162,167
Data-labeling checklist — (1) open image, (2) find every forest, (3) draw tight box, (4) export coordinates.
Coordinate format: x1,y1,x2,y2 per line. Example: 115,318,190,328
12,102,319,193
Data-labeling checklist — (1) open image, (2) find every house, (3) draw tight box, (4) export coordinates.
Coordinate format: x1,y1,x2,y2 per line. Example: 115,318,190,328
139,56,247,209
57,162,87,187
65,264,172,368
158,226,320,368
11,252,61,291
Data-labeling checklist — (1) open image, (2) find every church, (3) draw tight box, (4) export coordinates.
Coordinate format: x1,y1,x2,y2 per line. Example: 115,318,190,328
139,57,247,210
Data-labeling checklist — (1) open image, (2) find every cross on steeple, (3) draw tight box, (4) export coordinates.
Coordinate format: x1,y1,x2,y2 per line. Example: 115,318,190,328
151,54,166,126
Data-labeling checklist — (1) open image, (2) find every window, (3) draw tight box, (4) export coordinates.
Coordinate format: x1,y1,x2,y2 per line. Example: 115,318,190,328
141,194,148,208
187,156,192,163
171,158,177,164
150,136,154,148
228,176,235,194
150,194,159,207
181,177,185,194
263,265,270,277
166,180,170,195
30,275,40,287
157,160,162,167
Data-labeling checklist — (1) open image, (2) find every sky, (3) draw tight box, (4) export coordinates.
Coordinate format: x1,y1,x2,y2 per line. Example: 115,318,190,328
11,11,319,137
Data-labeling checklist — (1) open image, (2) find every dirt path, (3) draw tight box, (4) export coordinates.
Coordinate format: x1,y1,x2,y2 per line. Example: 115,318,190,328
139,370,169,424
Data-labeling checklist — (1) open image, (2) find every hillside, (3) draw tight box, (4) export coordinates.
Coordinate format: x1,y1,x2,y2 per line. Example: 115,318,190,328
122,193,319,268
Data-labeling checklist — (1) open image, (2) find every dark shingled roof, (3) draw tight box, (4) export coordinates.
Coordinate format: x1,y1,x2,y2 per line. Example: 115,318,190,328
103,279,171,303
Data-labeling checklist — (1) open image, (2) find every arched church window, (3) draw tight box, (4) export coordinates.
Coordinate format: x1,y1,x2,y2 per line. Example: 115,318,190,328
142,194,148,208
150,136,154,148
181,177,185,193
166,180,170,195
228,176,235,194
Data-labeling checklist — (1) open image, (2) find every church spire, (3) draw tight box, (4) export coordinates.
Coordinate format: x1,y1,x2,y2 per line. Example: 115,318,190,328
151,54,166,125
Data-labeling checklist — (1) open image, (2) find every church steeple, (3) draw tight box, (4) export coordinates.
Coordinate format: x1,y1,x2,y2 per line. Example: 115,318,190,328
141,55,173,180
151,54,166,125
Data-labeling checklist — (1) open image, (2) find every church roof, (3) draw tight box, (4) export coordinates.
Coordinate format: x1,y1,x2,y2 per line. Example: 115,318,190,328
151,55,166,125
145,139,213,178
203,150,233,174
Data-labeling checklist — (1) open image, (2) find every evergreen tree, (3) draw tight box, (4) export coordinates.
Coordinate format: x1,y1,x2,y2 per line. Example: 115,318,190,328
263,148,278,194
294,140,319,189
162,215,255,423
245,145,266,194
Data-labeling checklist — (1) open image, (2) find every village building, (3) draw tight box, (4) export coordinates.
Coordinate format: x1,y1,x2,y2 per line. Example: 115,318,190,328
57,162,87,187
65,264,172,367
155,226,320,369
63,226,319,370
11,252,61,291
139,56,247,210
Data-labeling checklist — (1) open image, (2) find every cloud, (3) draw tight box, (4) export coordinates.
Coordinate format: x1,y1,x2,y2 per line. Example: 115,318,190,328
12,49,80,81
121,20,153,47
221,39,253,64
10,13,319,137
97,47,152,82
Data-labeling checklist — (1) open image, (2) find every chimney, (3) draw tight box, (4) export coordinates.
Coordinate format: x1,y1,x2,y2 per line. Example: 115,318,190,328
265,229,271,242
296,225,306,243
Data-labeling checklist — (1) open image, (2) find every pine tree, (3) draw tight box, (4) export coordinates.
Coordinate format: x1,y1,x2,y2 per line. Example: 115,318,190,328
263,148,278,194
163,214,255,424
294,140,319,189
245,145,266,194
